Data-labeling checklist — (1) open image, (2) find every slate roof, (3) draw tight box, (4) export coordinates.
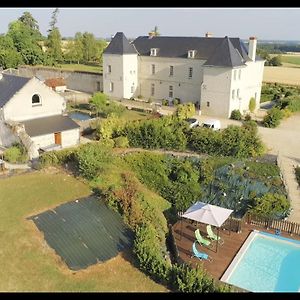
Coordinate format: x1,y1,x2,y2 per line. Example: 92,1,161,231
203,36,246,67
22,115,80,137
103,32,137,55
132,35,254,67
0,74,31,107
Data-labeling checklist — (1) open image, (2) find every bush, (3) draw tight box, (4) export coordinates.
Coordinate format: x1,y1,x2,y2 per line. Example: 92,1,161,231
170,264,218,292
162,99,169,106
263,107,284,128
249,97,256,113
230,109,242,120
244,113,252,121
4,143,28,163
296,167,300,186
134,224,170,283
74,142,113,179
175,103,195,120
285,91,293,97
249,193,290,218
172,98,180,106
282,107,292,118
113,136,129,148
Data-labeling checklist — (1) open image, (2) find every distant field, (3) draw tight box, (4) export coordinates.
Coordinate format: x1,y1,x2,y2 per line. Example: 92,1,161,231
281,55,300,65
263,66,300,86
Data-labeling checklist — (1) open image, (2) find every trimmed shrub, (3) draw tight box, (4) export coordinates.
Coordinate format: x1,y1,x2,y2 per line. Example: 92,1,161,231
172,98,181,106
249,97,256,113
162,99,169,106
263,107,284,128
230,109,242,120
113,136,129,148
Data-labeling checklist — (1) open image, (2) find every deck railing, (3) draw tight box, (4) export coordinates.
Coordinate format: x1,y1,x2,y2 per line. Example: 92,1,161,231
245,213,300,236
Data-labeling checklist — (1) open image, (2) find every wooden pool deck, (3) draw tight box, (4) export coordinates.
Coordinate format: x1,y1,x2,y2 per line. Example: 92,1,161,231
172,219,300,281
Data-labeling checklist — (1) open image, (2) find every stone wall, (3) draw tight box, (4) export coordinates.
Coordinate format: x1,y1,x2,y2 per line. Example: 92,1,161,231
17,66,103,94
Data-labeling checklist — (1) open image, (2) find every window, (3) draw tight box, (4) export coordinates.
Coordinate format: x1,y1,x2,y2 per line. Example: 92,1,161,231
188,50,196,58
238,69,241,80
151,64,155,75
109,82,114,92
32,94,41,106
232,89,235,100
169,85,173,98
131,83,135,93
255,92,257,100
170,66,174,76
96,81,101,91
107,65,111,73
237,89,240,99
188,67,193,79
207,101,210,107
234,70,237,80
150,48,158,56
151,83,155,96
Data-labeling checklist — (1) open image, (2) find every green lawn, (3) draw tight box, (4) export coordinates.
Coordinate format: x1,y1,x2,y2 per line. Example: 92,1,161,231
34,64,102,74
119,109,154,121
0,171,167,292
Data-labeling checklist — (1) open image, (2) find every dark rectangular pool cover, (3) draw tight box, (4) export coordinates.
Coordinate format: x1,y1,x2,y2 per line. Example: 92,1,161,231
28,196,134,271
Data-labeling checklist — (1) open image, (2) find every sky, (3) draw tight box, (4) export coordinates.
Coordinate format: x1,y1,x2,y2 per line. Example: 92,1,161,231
0,8,299,41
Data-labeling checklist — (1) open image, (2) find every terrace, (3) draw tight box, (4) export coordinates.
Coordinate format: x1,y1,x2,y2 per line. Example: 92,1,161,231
171,215,300,281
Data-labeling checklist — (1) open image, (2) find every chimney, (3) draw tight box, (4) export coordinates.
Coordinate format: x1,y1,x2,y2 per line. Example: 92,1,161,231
248,36,257,61
148,31,155,39
205,32,213,38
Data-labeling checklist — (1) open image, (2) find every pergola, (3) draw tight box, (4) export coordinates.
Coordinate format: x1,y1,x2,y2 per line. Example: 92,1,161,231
180,201,234,252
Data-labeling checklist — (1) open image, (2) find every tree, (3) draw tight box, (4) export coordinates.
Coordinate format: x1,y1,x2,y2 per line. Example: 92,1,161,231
48,8,59,32
82,32,98,63
46,28,62,64
18,11,42,40
269,55,282,66
7,20,44,66
175,103,195,120
89,92,108,117
249,97,256,113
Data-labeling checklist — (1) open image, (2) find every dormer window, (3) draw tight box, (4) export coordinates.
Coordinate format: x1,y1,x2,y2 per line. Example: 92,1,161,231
150,48,158,56
188,50,196,59
32,94,41,106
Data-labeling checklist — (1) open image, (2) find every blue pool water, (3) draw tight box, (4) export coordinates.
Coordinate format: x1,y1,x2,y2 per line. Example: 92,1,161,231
227,232,300,292
68,112,92,121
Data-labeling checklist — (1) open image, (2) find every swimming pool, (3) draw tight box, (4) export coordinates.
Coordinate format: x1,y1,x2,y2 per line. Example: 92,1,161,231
68,111,92,121
221,230,300,292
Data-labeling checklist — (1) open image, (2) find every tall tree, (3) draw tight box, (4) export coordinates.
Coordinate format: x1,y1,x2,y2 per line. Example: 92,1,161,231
48,8,59,32
64,33,84,64
7,20,44,66
18,11,39,32
46,8,62,64
46,28,62,64
82,32,97,63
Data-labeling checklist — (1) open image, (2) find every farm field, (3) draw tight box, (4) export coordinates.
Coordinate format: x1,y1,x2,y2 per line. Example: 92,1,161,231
0,171,167,292
263,66,300,85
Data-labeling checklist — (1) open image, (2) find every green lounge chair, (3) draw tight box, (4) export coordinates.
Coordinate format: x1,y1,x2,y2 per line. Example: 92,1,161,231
206,225,224,245
195,229,211,247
